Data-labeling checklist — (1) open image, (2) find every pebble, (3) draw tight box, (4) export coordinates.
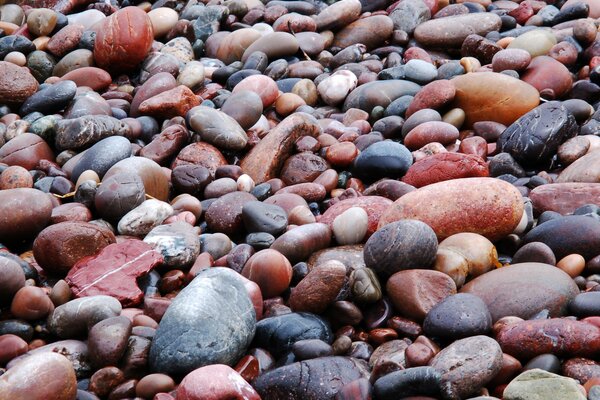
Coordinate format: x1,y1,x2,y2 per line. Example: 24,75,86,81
177,364,260,400
0,257,25,304
507,29,557,58
143,221,200,268
289,260,346,313
271,223,331,264
352,140,413,181
0,188,53,243
149,268,255,375
88,316,131,369
47,296,122,338
504,369,586,400
424,293,492,340
242,249,292,298
415,13,501,48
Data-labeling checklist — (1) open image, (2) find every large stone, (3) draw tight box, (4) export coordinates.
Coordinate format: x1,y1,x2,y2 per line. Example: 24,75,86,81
530,183,600,215
379,178,524,241
522,215,600,260
241,113,321,184
270,223,331,264
241,32,299,63
402,153,488,188
71,136,132,182
19,80,77,116
451,72,540,127
48,296,122,338
253,357,369,400
104,157,169,201
0,188,52,244
215,28,262,65
0,352,77,400
66,240,163,307
461,262,579,321
332,15,394,50
498,102,578,167
93,6,154,72
352,141,413,182
414,13,502,48
503,369,586,400
186,106,248,151
0,133,55,170
430,335,503,400
149,268,256,376
319,196,393,239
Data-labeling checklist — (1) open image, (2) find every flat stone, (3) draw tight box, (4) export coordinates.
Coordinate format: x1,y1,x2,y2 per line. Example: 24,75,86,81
66,240,163,307
0,133,55,170
503,369,586,400
289,260,347,313
139,85,200,119
423,293,492,340
19,80,77,116
149,267,256,375
414,13,502,48
557,150,600,183
461,262,579,321
374,366,442,399
332,15,393,50
88,316,132,369
104,157,169,201
343,80,421,114
314,0,362,31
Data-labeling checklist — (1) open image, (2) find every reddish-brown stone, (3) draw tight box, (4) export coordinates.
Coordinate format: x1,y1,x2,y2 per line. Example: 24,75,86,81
318,196,393,238
93,7,154,73
66,240,163,307
562,358,600,384
60,67,112,91
241,113,322,184
242,249,292,299
172,142,227,177
406,80,456,118
139,124,188,166
0,133,55,170
177,364,260,400
0,61,39,104
138,85,200,119
0,334,28,365
0,188,53,243
521,56,573,99
289,260,347,313
380,177,523,241
46,24,84,57
404,121,460,150
275,183,327,202
496,319,600,360
402,152,489,188
530,183,600,215
33,222,116,276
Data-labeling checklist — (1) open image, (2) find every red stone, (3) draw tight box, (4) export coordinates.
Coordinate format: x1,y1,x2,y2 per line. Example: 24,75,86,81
93,7,154,73
66,240,163,307
405,80,456,118
521,56,573,100
172,142,227,176
60,67,112,91
530,183,600,215
177,364,260,400
234,355,260,382
0,334,28,364
0,133,55,170
318,196,393,238
402,152,489,188
404,121,460,150
508,1,534,25
496,319,600,360
138,85,200,119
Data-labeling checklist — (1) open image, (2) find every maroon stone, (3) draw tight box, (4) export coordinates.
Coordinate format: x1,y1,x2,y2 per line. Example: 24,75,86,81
66,240,163,307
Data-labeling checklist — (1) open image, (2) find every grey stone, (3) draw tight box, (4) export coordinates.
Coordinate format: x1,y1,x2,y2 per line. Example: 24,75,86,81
149,267,256,375
242,201,288,235
19,80,77,115
503,369,586,400
71,136,132,182
423,293,492,340
390,0,430,34
47,295,122,338
144,222,200,268
186,105,248,151
55,115,131,151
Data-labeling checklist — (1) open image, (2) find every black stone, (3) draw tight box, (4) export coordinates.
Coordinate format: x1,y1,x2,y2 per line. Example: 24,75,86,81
374,367,442,399
569,292,600,318
26,50,57,83
253,312,333,358
0,35,35,59
352,141,412,182
523,353,561,374
0,319,34,342
94,173,145,222
193,5,229,42
242,201,288,235
71,136,132,182
149,267,256,376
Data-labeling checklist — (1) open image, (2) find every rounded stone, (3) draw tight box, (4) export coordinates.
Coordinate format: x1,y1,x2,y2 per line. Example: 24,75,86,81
353,140,412,182
148,7,178,38
104,157,169,201
242,249,292,298
88,316,132,369
136,373,175,399
178,364,260,400
0,257,25,304
332,207,369,245
414,13,501,48
0,133,54,170
423,293,492,340
11,286,54,320
289,260,347,313
205,191,256,236
71,136,132,182
94,172,146,222
0,188,53,243
364,219,438,279
507,29,557,58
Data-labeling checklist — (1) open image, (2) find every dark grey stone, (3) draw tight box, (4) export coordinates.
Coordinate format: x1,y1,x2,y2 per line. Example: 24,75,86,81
374,366,442,399
71,136,132,182
149,267,255,376
242,201,288,235
424,293,492,340
353,140,412,181
186,105,248,151
19,80,77,115
55,115,132,151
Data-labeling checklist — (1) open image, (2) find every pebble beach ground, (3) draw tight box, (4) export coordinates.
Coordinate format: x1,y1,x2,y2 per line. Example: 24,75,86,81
0,0,600,399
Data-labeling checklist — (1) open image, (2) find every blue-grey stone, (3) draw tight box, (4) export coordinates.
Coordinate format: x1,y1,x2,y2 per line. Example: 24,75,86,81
71,136,132,182
149,267,255,375
404,59,438,85
424,293,492,340
19,80,77,115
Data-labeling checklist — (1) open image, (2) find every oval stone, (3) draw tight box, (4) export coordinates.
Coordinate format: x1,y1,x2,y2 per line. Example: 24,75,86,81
0,133,55,170
0,61,38,104
186,106,248,151
177,364,260,400
461,262,579,322
343,80,421,114
241,32,299,63
379,177,524,241
104,157,169,201
402,153,488,188
414,13,502,48
332,15,393,50
71,136,132,182
423,293,492,340
450,72,539,127
556,150,600,184
270,223,331,264
352,140,413,182
149,268,256,375
0,188,52,243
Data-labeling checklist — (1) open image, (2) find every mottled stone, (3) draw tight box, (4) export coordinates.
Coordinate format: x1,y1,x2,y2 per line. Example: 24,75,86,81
88,316,132,369
177,364,260,400
55,115,131,151
289,260,346,313
530,183,600,215
118,199,173,237
139,85,200,119
149,268,256,375
0,61,38,104
414,13,502,48
402,153,488,188
503,369,586,400
144,222,200,268
557,150,600,184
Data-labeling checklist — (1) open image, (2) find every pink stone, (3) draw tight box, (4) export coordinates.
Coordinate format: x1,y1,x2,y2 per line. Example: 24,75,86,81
402,152,489,188
66,240,163,307
530,183,600,215
405,80,455,118
177,364,260,400
403,121,460,150
232,75,280,108
318,196,393,238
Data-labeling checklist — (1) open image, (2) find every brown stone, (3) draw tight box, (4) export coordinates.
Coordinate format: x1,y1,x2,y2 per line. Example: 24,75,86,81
406,80,456,118
241,113,321,184
0,165,33,189
10,286,54,320
521,56,573,100
0,61,39,104
387,269,457,321
130,72,177,117
242,249,292,299
414,13,502,48
0,133,55,170
177,364,260,400
93,6,154,73
280,152,329,185
59,67,112,91
562,358,600,384
33,221,116,276
205,191,257,236
404,121,460,150
461,262,579,322
332,15,394,50
215,28,262,64
379,177,523,241
241,32,299,63
271,223,332,264
557,151,600,183
0,334,28,365
0,188,53,243
46,23,83,57
138,85,200,118
172,142,227,177
275,183,327,202
289,260,346,313
104,157,169,201
496,319,600,360
451,72,540,127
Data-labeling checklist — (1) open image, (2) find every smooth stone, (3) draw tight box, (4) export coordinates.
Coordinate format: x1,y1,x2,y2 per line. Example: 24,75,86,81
402,153,488,188
0,352,77,400
93,6,153,73
139,85,200,119
55,115,131,151
521,56,573,99
46,24,83,57
557,150,600,183
19,80,76,116
461,262,579,321
507,29,557,57
60,67,112,91
143,222,200,268
33,221,115,276
186,106,248,151
177,60,205,91
0,61,38,104
71,136,131,182
149,267,256,375
48,295,122,338
317,70,357,106
289,260,346,313
319,196,393,239
0,258,25,304
242,201,288,235
530,183,600,214
492,48,532,72
403,121,459,150
205,191,256,236
136,373,175,399
414,13,502,48
314,0,361,31
140,124,188,166
232,74,279,108
450,72,539,127
221,90,263,130
10,286,54,320
332,15,393,50
374,366,442,399
523,215,600,260
270,223,331,264
65,240,163,307
94,172,145,222
0,133,54,170
242,249,292,298
172,142,227,177
569,292,600,318
503,369,586,400
364,219,437,279
253,357,368,400
430,336,503,400
406,79,455,117
104,156,169,201
512,242,556,265
192,5,228,42
214,29,261,65
130,72,177,117
332,207,369,245
352,140,412,182
177,364,260,400
343,80,421,114
0,334,28,365
241,32,299,63
562,0,600,18
498,102,577,167
0,188,52,243
148,7,178,38
379,177,524,241
88,316,132,369
241,113,321,184
281,152,329,186
423,293,492,340
117,199,173,237
387,269,457,321
497,319,600,360
308,245,366,272
523,354,561,374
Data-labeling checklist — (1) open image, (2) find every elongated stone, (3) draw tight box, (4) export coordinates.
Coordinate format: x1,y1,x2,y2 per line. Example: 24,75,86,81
55,115,131,151
186,106,248,151
530,183,600,214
